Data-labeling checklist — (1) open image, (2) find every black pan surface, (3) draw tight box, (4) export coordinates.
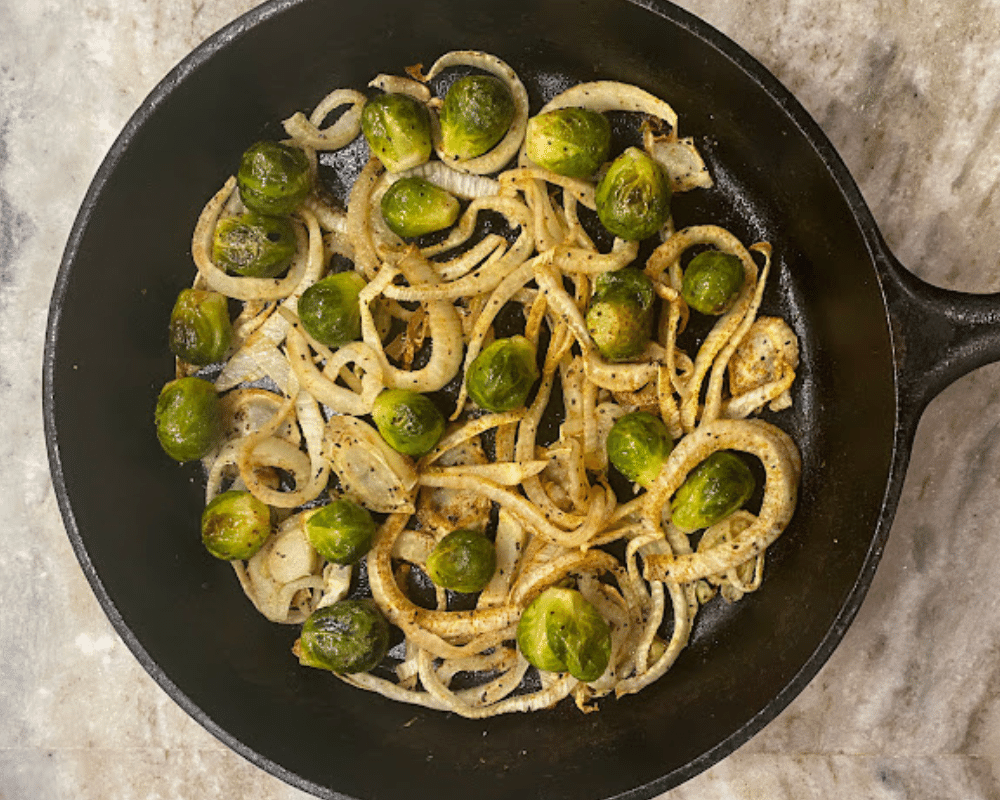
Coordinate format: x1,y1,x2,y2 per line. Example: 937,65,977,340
43,1,1000,798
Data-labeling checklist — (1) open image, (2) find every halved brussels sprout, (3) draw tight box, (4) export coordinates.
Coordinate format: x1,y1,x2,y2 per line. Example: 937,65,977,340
681,250,745,315
371,389,446,458
297,271,367,348
585,267,655,361
595,147,672,241
154,376,223,462
465,335,539,412
380,177,460,238
361,93,433,173
425,529,496,593
606,411,674,487
438,74,515,161
671,450,755,533
201,489,272,561
525,107,611,178
212,212,297,278
297,599,390,674
516,586,611,682
237,141,312,216
304,499,376,565
168,289,232,366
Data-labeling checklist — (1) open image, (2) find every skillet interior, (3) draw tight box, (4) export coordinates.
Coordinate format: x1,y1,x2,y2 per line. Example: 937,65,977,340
45,0,898,797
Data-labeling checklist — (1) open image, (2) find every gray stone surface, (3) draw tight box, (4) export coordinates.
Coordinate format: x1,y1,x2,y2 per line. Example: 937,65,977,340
4,0,1000,797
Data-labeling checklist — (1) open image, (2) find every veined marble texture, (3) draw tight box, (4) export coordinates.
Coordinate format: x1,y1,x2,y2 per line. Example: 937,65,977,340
3,0,1000,798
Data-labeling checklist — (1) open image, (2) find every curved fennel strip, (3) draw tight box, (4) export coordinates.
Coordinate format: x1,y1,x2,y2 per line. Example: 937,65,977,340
422,50,530,175
184,53,803,718
282,88,366,150
641,419,800,583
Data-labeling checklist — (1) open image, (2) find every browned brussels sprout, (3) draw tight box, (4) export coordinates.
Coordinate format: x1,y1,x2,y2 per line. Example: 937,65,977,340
154,376,223,462
168,289,232,366
237,141,311,216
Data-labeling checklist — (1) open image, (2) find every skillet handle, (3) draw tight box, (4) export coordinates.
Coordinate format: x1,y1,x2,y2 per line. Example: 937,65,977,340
877,244,1000,436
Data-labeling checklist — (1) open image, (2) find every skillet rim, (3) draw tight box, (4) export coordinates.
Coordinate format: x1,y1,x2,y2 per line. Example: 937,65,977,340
41,0,906,796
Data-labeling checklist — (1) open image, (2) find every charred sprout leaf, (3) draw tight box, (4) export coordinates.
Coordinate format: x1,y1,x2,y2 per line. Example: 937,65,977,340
297,272,367,348
671,450,755,533
425,529,496,593
168,289,232,365
154,376,223,462
585,267,655,361
466,335,539,412
438,74,515,161
525,107,611,178
361,93,433,173
371,389,446,458
595,147,672,240
297,599,390,674
237,141,312,216
304,498,376,565
681,250,745,315
517,586,611,683
380,177,460,238
212,212,297,278
201,489,272,561
606,411,674,487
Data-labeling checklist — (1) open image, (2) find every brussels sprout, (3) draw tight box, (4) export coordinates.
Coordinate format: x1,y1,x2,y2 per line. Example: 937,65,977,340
682,250,745,315
516,586,611,683
595,147,672,241
425,529,496,593
304,498,376,565
297,272,367,348
465,335,539,412
361,93,433,173
585,267,655,361
297,599,390,674
671,451,755,533
237,141,312,216
168,289,232,365
212,212,297,278
525,107,611,178
371,389,446,458
606,411,674,487
201,489,272,560
438,75,515,161
154,376,223,462
380,177,460,238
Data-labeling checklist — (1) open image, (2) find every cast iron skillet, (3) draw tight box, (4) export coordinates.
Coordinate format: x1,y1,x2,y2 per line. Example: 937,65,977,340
43,0,1000,798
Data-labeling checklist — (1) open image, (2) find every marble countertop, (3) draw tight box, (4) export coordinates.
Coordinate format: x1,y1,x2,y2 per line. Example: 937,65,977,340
5,0,1000,797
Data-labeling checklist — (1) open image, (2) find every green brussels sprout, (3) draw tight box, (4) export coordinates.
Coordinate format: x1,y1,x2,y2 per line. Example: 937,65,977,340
168,289,232,366
595,147,672,241
681,250,745,315
371,389,446,458
154,376,223,462
201,489,272,561
304,498,376,565
380,177,460,238
297,272,367,348
671,451,756,533
606,411,674,487
425,529,496,593
465,335,539,412
516,586,611,682
585,267,655,361
438,75,515,161
212,212,297,278
297,599,390,674
525,107,611,178
361,93,433,173
237,141,312,216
